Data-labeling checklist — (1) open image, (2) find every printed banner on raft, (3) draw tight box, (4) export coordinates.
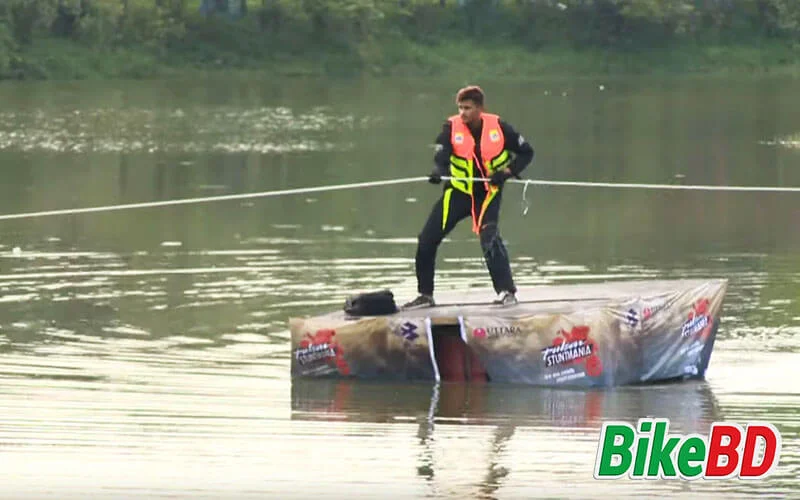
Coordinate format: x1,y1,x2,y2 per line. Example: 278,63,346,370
594,418,782,480
463,314,611,386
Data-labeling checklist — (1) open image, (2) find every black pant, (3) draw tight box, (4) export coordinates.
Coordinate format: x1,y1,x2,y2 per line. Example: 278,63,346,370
415,186,516,296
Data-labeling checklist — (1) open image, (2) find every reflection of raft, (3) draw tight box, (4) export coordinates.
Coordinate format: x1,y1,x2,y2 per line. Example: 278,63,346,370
291,379,723,430
290,279,728,387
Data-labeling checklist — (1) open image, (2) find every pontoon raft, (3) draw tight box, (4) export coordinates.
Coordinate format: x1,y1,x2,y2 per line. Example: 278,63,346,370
290,279,727,387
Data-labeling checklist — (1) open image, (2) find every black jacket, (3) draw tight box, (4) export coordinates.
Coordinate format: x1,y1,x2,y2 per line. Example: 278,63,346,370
432,118,534,183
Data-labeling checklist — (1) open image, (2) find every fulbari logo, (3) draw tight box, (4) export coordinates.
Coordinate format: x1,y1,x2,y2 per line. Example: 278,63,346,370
681,298,713,339
594,418,781,480
296,329,350,375
541,325,603,377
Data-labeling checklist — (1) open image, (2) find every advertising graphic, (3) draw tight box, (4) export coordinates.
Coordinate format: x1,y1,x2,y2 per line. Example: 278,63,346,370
594,418,782,480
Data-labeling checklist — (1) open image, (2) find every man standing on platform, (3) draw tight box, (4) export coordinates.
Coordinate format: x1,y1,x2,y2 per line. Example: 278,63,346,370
403,85,534,310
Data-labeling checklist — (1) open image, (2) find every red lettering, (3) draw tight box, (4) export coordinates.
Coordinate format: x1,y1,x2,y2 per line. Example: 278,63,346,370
706,424,743,477
740,424,781,478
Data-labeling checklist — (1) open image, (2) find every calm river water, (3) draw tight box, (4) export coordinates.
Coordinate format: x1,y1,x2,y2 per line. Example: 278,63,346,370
0,75,798,498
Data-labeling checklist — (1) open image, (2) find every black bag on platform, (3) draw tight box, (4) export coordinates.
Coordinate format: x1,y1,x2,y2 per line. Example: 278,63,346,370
344,289,398,316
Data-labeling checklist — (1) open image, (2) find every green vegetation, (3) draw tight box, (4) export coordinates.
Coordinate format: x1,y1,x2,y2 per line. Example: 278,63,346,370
2,0,800,80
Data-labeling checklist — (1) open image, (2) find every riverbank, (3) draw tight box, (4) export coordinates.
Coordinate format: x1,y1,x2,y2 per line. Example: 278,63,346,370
6,34,800,81
5,0,800,81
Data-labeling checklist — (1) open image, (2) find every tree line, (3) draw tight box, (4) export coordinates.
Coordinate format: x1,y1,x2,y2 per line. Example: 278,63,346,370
2,0,799,78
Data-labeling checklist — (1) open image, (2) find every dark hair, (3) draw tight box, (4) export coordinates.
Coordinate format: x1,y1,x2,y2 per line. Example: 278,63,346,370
456,85,485,106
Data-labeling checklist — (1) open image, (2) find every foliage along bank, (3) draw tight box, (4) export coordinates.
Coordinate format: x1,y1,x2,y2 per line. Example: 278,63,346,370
2,0,800,80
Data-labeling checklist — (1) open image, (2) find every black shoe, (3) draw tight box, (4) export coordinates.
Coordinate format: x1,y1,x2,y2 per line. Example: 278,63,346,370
402,294,435,310
493,291,518,306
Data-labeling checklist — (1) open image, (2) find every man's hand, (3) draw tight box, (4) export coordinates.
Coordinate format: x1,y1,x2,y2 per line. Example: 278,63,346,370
489,168,511,186
428,171,442,184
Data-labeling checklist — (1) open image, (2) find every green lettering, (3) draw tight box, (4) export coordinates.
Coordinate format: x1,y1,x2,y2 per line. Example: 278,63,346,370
677,437,706,478
596,424,634,477
647,420,679,477
633,432,650,477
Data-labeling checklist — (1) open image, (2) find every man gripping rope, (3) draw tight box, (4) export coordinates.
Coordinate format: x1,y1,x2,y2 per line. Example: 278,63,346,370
403,85,534,310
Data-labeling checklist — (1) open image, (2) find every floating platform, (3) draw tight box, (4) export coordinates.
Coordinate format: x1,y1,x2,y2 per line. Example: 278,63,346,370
289,279,728,387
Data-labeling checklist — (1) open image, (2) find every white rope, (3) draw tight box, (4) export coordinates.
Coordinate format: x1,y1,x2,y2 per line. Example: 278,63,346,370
0,174,796,221
443,176,800,192
443,176,800,217
444,176,800,218
0,176,429,221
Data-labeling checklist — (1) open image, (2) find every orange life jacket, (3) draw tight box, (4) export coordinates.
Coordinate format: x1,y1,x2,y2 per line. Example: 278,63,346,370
447,113,511,233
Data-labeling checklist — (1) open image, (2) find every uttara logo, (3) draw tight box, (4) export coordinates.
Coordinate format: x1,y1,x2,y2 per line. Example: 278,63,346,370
472,325,522,339
595,418,782,480
624,298,668,328
681,298,713,339
541,325,603,377
296,329,350,375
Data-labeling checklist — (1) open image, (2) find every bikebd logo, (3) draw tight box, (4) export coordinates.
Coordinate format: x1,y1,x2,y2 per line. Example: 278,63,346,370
594,418,781,480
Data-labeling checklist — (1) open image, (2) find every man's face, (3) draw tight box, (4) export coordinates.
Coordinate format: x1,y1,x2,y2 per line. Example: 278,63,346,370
458,99,482,127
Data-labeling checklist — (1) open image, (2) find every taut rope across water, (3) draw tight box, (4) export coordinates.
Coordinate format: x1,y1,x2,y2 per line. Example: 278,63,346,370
0,176,797,221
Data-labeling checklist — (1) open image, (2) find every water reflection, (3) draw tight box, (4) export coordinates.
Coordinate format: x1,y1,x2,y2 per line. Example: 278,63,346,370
292,379,724,497
0,107,354,154
291,379,722,432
